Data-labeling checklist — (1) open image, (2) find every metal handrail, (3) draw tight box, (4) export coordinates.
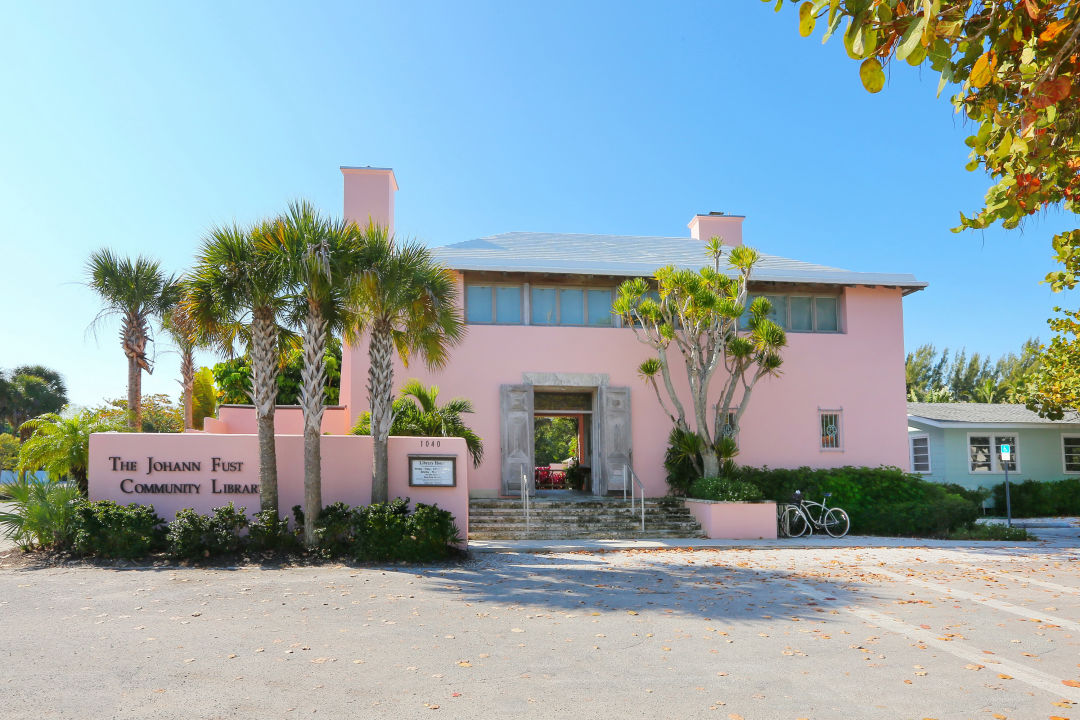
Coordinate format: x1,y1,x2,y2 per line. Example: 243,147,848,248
623,463,645,532
520,463,531,531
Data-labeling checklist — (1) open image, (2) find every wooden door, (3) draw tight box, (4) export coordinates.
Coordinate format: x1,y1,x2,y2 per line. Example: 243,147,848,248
500,384,534,496
597,386,631,495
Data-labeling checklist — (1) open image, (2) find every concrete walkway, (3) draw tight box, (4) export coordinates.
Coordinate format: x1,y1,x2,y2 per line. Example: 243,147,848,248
469,521,1080,553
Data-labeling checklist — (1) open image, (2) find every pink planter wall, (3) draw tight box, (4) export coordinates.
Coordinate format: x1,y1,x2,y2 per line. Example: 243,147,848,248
684,499,778,540
88,432,470,541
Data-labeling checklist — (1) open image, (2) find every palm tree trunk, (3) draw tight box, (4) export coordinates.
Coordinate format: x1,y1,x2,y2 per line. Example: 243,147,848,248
121,312,150,431
127,354,141,431
250,308,279,514
180,347,195,430
300,305,328,546
368,321,394,505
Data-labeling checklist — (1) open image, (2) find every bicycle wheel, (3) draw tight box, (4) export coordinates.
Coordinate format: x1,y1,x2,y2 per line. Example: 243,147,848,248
823,508,850,538
782,505,811,537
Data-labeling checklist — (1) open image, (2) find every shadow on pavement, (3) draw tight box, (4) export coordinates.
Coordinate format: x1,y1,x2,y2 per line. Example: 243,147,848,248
426,551,861,623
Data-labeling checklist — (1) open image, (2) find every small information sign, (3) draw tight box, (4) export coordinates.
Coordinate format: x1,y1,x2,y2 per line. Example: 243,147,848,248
408,456,457,487
1000,444,1012,461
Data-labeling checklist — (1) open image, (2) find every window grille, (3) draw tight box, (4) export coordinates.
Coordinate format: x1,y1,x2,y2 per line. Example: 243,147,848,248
820,411,841,450
720,412,737,439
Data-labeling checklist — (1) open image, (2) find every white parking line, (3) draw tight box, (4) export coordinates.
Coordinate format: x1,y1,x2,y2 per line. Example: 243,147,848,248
871,568,1080,633
788,579,1080,704
950,565,1080,596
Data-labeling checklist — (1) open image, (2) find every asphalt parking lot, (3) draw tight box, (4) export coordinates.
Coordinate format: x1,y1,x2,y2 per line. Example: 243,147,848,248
1,533,1079,720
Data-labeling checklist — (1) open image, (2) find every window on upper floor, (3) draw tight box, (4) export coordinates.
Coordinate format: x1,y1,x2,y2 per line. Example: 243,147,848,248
969,434,1018,473
910,434,931,473
1063,435,1080,473
531,286,613,326
465,284,523,324
746,293,841,333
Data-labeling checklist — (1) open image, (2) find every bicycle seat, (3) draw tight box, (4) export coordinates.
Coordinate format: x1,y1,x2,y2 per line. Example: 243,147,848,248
824,492,832,498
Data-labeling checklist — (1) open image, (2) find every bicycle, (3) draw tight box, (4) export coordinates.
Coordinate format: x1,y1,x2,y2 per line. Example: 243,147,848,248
778,491,850,538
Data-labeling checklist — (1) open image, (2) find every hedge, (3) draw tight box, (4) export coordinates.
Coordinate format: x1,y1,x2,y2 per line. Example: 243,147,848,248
9,494,461,562
734,465,982,538
991,478,1080,517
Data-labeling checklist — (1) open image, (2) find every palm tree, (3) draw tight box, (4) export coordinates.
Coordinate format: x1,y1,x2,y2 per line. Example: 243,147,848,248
187,222,290,513
0,366,68,434
266,201,369,545
17,411,111,494
351,379,484,468
0,477,83,550
86,250,180,431
973,376,1006,404
163,285,200,429
395,380,483,467
352,226,465,504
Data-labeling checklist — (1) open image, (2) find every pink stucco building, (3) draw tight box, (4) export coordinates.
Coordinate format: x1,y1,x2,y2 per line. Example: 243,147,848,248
339,166,926,499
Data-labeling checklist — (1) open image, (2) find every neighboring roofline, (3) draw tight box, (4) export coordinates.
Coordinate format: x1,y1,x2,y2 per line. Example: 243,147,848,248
907,415,1080,429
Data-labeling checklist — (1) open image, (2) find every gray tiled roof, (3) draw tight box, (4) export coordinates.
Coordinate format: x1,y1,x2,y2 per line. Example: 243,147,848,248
431,232,926,290
907,402,1080,424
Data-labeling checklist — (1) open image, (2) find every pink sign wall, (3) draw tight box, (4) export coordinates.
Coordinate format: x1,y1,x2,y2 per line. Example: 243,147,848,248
88,433,470,540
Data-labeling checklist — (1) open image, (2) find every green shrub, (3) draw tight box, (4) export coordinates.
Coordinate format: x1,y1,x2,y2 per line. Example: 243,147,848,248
948,523,1032,541
353,498,411,561
663,428,740,496
739,465,981,538
941,483,991,508
664,427,703,496
247,509,300,553
70,501,165,558
349,498,461,563
564,461,588,491
688,476,763,502
991,478,1080,517
314,501,358,557
0,478,82,550
402,502,461,561
166,503,248,560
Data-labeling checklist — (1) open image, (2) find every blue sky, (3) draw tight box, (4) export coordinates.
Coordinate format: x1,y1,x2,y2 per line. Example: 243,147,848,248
1,0,1074,406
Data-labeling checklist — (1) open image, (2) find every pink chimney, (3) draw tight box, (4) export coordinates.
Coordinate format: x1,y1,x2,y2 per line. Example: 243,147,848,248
688,212,744,247
341,166,398,233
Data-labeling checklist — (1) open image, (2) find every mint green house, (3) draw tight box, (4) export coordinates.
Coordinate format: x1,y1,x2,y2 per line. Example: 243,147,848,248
907,403,1080,497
